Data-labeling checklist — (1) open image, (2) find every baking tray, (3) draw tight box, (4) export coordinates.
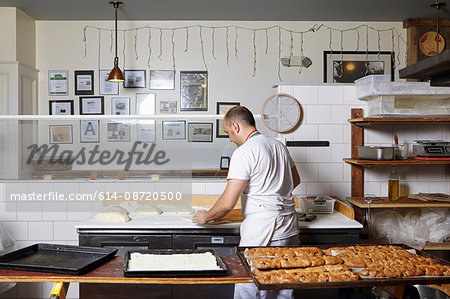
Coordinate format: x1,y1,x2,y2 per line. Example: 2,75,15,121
237,244,450,290
0,243,117,275
124,249,228,277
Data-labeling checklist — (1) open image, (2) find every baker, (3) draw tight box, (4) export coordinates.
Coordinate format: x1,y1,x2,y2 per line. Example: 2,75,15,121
193,105,300,299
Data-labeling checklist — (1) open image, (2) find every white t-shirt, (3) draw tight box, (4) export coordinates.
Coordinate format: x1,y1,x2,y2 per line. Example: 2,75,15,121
227,134,299,243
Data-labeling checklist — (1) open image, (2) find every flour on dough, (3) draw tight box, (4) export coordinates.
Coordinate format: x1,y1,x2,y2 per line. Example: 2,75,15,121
128,252,221,271
94,206,130,223
135,205,162,216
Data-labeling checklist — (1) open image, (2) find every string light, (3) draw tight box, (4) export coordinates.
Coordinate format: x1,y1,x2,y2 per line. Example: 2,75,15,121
265,28,269,55
226,27,230,66
158,28,163,60
212,27,216,60
82,26,87,58
277,26,282,81
171,29,176,71
199,26,208,71
110,29,114,56
185,27,189,52
253,30,257,76
147,26,152,68
122,29,126,69
98,29,101,70
234,26,238,59
289,31,294,57
135,28,139,60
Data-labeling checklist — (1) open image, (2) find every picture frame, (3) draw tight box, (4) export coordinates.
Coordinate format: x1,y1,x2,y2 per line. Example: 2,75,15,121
80,120,100,143
180,71,208,111
49,100,74,115
49,125,73,144
124,70,146,88
323,51,394,83
188,122,213,142
149,70,175,90
216,102,240,138
99,69,119,95
74,70,94,95
137,120,156,143
159,100,177,114
107,122,130,142
162,120,186,140
79,96,104,115
48,70,68,96
111,97,130,115
136,93,156,115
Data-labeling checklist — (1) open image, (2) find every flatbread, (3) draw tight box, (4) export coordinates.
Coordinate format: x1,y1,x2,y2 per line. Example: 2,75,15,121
128,252,221,271
135,205,163,216
94,206,130,223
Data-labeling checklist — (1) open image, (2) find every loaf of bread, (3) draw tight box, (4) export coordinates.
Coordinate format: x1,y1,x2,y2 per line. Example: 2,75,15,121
246,246,323,258
250,255,343,269
255,270,360,284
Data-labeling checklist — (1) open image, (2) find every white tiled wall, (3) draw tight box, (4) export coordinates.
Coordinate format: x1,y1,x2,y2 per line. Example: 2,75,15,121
0,84,449,298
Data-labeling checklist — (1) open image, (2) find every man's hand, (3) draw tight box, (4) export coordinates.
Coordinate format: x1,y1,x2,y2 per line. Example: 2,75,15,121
193,210,209,224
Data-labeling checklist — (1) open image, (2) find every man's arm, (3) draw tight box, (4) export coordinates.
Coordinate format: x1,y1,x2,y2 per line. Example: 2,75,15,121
193,179,247,224
292,165,301,189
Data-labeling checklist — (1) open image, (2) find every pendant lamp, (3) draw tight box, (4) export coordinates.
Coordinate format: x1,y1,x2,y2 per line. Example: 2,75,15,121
107,1,125,82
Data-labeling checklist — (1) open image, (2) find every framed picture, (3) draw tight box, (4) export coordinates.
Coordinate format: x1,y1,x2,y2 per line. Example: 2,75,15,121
49,100,74,115
162,120,186,140
124,70,146,88
80,96,104,115
136,93,156,115
80,120,100,143
111,97,130,115
323,51,394,83
99,70,119,95
107,122,130,142
159,100,177,114
48,70,68,96
188,122,213,142
149,70,175,90
180,71,208,111
137,120,156,142
74,70,94,95
216,102,240,138
49,125,73,144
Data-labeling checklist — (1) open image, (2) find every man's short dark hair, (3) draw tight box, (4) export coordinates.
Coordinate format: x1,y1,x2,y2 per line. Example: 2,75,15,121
224,106,256,127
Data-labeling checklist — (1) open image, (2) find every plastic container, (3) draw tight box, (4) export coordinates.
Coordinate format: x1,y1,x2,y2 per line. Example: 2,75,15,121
300,196,335,214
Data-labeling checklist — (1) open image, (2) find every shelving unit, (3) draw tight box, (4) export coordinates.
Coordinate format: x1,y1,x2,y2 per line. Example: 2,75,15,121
344,108,450,250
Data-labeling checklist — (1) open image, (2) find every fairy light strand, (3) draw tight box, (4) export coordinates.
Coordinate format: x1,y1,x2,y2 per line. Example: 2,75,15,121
110,29,114,56
234,26,238,59
171,29,176,71
98,29,101,70
135,28,139,60
212,27,216,60
185,27,189,52
226,26,230,66
82,26,87,58
277,26,282,81
122,29,126,69
199,26,208,71
253,30,257,76
265,28,269,55
158,28,163,60
147,27,152,68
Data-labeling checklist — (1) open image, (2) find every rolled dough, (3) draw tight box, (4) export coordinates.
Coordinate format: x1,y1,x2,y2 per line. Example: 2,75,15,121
128,252,221,271
94,206,130,223
135,205,163,216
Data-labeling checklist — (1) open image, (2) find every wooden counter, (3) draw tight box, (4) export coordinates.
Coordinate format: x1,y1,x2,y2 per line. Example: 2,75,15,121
0,256,252,284
347,197,450,208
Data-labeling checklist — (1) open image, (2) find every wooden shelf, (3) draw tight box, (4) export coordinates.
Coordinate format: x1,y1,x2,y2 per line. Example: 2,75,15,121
348,117,450,127
343,158,450,166
347,197,450,208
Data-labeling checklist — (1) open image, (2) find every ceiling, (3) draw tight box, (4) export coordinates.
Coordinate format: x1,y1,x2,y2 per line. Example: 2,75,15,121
1,0,449,21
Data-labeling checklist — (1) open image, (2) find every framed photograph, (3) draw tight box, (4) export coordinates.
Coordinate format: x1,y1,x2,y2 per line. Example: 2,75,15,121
162,120,186,140
48,70,68,96
74,70,94,95
49,125,73,144
216,102,240,138
49,100,74,115
107,122,130,142
124,70,146,88
323,51,394,83
180,71,208,111
136,93,156,115
111,97,130,115
99,69,119,95
159,100,177,114
150,70,175,90
80,120,100,143
80,96,104,115
188,122,213,142
137,120,156,142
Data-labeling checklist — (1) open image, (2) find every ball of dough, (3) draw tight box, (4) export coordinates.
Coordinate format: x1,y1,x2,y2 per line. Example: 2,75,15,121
135,205,163,216
94,206,130,223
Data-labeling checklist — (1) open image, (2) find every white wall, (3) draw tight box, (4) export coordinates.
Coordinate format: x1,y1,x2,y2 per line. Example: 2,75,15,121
16,9,36,68
0,8,17,62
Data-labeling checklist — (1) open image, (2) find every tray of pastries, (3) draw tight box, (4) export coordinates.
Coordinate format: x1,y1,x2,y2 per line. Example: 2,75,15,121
237,244,450,289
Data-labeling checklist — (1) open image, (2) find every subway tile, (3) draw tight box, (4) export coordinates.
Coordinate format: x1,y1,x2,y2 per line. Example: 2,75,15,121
417,125,444,141
104,182,130,194
364,182,381,196
205,183,227,195
318,163,343,181
128,182,155,193
306,183,331,196
343,163,352,182
0,183,4,201
180,183,195,196
53,222,78,241
318,86,344,104
15,241,35,248
429,182,450,194
330,182,351,200
293,86,318,104
331,105,353,124
397,165,418,181
331,144,349,163
191,183,205,195
366,165,390,182
28,182,53,195
288,148,306,163
407,182,430,194
54,182,80,197
292,183,306,195
3,221,27,241
417,165,443,182
343,86,359,105
318,124,344,143
42,202,67,221
0,201,16,221
67,202,93,221
280,86,293,95
5,183,28,202
366,125,393,144
292,124,318,140
304,106,331,124
305,147,331,162
297,163,318,182
16,202,42,221
343,123,351,143
392,124,418,143
28,221,53,241
155,183,180,193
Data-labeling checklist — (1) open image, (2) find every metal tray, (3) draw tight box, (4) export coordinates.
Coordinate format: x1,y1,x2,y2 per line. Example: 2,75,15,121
237,244,450,290
0,243,117,275
123,249,228,277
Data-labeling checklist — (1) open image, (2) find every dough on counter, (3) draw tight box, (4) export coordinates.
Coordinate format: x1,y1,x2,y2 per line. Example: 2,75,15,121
158,205,192,215
175,206,192,215
94,206,130,223
135,205,163,216
128,252,221,271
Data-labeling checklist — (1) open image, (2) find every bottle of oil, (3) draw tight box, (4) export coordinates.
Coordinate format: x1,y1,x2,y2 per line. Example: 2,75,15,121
388,166,399,200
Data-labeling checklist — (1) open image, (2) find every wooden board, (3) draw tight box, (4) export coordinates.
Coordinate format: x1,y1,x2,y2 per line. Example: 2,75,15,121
343,158,450,166
348,117,450,127
347,197,450,208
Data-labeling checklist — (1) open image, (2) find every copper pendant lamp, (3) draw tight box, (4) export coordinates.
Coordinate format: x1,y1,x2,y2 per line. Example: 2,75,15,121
107,1,125,82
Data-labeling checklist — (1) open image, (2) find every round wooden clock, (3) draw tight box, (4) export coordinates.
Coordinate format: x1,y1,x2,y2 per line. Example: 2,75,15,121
419,31,446,56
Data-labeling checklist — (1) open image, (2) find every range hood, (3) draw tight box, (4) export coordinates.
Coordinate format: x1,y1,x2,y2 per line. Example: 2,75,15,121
399,49,450,86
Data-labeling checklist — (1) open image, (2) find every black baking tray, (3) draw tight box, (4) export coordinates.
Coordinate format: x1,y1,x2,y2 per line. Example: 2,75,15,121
124,249,228,277
237,244,450,290
0,243,117,275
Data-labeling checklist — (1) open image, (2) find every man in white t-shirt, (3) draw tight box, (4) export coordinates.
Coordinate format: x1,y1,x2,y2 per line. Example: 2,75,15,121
193,106,300,299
